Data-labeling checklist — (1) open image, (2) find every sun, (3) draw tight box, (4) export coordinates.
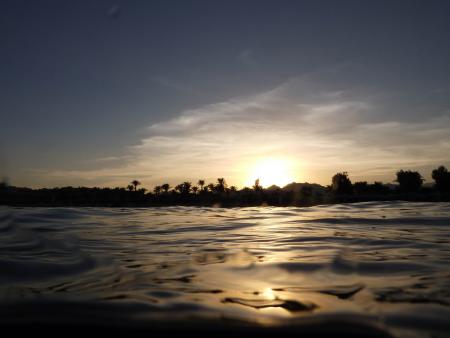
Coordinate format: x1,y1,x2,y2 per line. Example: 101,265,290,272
244,157,296,188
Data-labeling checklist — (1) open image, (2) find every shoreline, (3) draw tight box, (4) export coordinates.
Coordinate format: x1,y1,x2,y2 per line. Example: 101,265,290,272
2,196,449,208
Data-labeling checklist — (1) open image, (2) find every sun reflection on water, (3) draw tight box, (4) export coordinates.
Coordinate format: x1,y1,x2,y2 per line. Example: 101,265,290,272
262,287,276,300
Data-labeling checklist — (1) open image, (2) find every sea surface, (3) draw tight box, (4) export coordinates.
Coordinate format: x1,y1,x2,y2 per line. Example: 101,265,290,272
1,202,450,337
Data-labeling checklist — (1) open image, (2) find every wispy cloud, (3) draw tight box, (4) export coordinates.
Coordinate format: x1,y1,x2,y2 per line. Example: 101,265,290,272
33,78,450,188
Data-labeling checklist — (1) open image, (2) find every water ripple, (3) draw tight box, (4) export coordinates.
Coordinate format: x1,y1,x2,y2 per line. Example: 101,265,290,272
0,202,449,337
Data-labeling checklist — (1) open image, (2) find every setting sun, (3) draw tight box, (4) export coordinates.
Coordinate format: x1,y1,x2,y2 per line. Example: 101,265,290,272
244,158,296,188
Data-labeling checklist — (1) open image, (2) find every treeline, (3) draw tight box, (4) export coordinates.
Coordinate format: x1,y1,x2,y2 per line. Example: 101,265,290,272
1,166,450,207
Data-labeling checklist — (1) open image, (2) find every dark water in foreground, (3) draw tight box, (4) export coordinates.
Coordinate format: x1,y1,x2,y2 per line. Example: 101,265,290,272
1,202,450,337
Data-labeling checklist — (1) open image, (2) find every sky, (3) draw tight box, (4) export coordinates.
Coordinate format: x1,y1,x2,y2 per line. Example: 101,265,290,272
1,0,450,189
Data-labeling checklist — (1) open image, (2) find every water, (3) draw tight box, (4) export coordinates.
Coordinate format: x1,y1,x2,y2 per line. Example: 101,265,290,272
1,202,450,337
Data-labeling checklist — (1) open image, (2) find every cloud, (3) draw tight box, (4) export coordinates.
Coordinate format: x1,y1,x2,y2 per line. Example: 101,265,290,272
34,78,450,188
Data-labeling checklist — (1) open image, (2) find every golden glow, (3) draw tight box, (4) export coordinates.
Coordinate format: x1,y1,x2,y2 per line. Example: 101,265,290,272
244,157,296,188
262,287,276,300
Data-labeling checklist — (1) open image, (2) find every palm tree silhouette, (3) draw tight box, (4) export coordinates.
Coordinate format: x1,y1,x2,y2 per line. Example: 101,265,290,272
181,182,192,194
207,183,215,192
161,183,170,193
216,178,226,193
131,180,141,191
198,180,205,192
175,184,183,194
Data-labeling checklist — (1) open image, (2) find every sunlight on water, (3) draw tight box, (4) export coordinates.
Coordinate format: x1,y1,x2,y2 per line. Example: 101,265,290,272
0,202,449,336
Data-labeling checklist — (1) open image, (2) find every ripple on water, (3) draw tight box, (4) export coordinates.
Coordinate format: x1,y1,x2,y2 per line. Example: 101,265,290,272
0,202,449,337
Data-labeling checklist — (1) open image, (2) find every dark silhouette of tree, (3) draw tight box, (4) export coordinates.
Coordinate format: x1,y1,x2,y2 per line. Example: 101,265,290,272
253,179,263,191
153,186,161,195
298,185,313,204
216,178,227,193
175,182,192,195
395,170,424,193
372,181,390,195
131,180,141,191
353,181,368,195
161,183,170,193
3,165,450,207
353,181,390,195
432,166,450,193
175,184,183,194
198,180,205,192
181,182,192,194
331,172,353,195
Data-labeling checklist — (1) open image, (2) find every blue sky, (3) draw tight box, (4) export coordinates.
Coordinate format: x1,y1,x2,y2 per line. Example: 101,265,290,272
1,0,450,188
